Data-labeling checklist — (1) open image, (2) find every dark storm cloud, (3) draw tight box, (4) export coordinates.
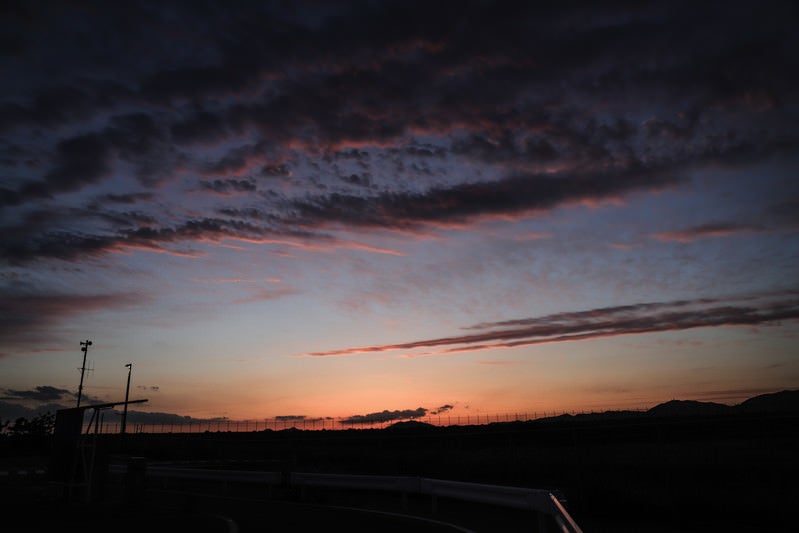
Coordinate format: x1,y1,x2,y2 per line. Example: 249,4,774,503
1,385,74,403
0,113,172,207
340,407,427,425
0,82,119,134
96,210,158,229
0,215,218,263
201,142,274,176
275,415,306,421
112,410,222,425
1,228,116,263
170,111,229,145
0,140,31,166
0,0,797,261
9,133,112,205
198,178,257,195
389,144,447,159
100,111,181,186
140,64,258,105
0,206,326,263
103,113,166,154
100,192,155,205
261,164,291,177
340,173,371,187
651,222,767,242
0,86,95,132
205,151,249,175
305,292,799,357
431,404,454,415
770,197,799,229
288,165,679,231
216,207,270,221
0,290,147,356
2,1,795,130
1,200,169,263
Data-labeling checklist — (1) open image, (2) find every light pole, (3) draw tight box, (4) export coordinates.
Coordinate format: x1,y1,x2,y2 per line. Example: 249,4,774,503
122,363,132,434
77,340,92,408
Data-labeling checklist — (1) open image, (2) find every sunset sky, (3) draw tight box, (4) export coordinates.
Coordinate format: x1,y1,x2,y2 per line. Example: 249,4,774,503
1,0,798,425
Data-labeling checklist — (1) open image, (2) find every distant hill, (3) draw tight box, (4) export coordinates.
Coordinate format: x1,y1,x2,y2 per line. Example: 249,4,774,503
737,389,799,413
540,410,645,423
646,390,799,418
647,399,731,417
384,420,436,431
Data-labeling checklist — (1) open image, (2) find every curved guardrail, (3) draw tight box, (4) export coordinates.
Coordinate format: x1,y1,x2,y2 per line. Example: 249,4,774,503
120,463,582,532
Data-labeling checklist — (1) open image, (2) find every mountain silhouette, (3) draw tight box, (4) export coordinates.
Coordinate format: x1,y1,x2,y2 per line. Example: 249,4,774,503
646,389,799,418
737,389,799,413
647,399,732,417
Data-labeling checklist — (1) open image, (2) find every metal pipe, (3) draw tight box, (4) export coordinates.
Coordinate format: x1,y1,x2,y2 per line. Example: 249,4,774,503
77,340,92,408
121,363,132,434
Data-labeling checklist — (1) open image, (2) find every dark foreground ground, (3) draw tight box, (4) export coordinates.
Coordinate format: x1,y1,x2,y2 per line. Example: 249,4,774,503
3,411,797,532
4,495,489,533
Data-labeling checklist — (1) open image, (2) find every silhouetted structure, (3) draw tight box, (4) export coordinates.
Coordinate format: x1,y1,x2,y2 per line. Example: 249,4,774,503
121,363,132,434
51,399,148,502
76,340,92,408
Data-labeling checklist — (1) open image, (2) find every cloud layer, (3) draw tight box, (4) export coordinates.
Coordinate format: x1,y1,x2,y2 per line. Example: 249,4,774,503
304,292,799,357
1,0,796,265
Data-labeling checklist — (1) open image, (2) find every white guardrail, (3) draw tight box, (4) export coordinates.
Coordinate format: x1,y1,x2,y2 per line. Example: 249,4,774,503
119,464,582,532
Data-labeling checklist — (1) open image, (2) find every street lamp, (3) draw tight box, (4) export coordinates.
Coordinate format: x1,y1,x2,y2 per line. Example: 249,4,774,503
77,340,92,408
122,363,132,434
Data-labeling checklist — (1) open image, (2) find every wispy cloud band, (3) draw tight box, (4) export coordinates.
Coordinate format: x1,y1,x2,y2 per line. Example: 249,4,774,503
303,292,799,357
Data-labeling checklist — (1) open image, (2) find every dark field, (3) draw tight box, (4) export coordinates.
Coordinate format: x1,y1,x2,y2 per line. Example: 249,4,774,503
3,411,797,532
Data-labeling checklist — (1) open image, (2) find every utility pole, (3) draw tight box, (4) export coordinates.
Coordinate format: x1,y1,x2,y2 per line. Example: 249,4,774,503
77,340,92,408
122,363,132,434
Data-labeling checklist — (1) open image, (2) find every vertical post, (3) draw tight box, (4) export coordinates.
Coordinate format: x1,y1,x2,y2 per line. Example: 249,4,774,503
77,340,92,408
122,363,132,434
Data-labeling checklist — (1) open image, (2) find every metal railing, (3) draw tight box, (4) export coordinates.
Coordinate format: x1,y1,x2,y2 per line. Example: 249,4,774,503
116,463,583,532
84,407,647,434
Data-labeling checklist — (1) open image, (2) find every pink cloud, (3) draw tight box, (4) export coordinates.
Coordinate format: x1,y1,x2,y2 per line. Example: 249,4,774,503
650,222,764,243
192,277,259,284
111,243,206,258
232,286,299,304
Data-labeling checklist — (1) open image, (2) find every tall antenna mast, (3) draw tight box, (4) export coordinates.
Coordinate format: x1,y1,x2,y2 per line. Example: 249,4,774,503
77,339,92,408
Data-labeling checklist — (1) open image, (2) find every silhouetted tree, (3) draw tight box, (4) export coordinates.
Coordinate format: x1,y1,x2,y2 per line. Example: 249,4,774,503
7,413,55,437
